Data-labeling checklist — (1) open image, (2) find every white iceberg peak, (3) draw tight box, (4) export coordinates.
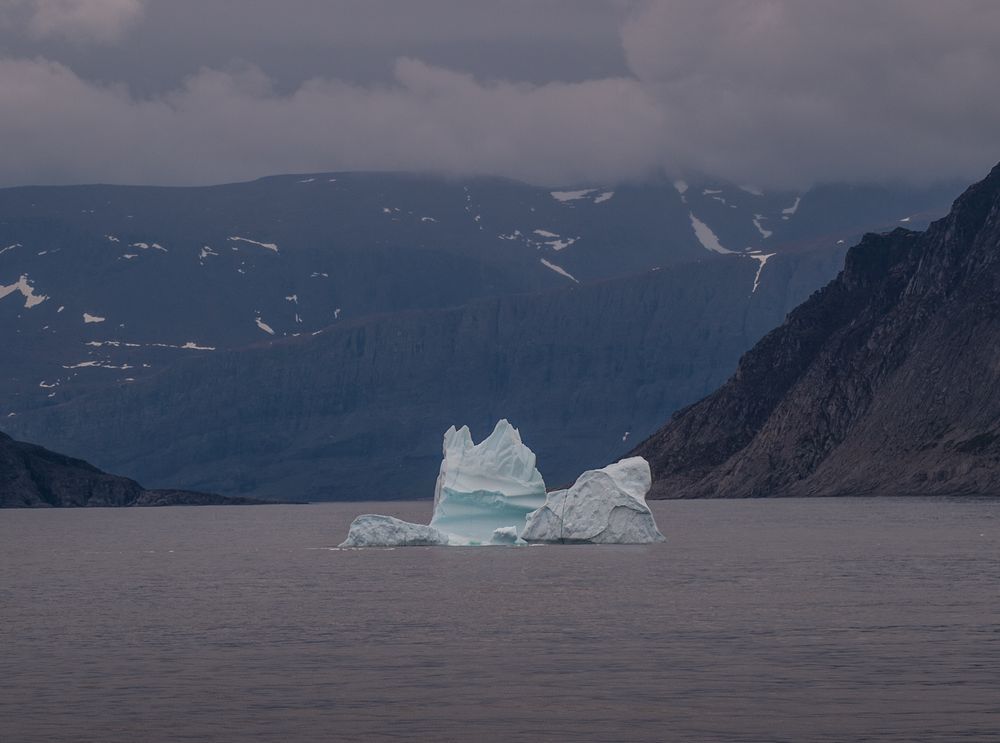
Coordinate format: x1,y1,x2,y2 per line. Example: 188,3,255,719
434,419,544,504
430,419,547,543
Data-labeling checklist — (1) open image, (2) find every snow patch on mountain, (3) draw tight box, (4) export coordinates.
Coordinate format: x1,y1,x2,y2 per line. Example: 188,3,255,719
781,197,802,220
533,229,577,251
549,189,614,205
752,214,773,239
551,189,596,203
89,339,215,351
540,258,579,283
689,213,733,254
749,253,776,294
63,360,133,370
0,274,48,309
229,236,279,253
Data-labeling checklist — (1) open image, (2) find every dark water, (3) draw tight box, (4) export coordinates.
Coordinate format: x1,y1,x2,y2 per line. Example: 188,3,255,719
1,498,998,743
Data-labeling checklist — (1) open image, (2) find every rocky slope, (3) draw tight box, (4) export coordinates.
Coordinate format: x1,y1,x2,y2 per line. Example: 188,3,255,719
634,163,1000,498
0,430,265,507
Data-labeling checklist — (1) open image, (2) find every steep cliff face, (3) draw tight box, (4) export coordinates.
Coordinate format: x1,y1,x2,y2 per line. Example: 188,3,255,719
634,164,1000,498
1,172,954,415
6,248,845,501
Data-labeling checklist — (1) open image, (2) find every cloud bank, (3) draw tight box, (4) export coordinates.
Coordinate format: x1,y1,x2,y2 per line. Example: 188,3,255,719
0,0,998,188
14,0,144,43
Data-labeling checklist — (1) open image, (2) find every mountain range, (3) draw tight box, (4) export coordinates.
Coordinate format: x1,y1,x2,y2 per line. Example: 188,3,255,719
1,172,959,500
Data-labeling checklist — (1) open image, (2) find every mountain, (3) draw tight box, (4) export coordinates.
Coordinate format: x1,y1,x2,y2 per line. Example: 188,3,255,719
633,163,1000,498
0,171,960,500
5,247,846,501
0,430,265,507
1,173,955,415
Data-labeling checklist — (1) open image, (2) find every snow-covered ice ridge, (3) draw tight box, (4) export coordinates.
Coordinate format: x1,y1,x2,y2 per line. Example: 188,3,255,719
339,420,665,547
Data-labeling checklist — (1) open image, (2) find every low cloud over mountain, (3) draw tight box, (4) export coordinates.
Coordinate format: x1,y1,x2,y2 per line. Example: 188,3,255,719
0,1,997,188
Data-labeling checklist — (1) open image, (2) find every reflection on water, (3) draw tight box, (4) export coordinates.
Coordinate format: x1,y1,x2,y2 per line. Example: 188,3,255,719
1,498,998,742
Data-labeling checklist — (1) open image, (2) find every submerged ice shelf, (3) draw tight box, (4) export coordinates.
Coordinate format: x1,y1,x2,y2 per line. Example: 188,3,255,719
340,420,665,547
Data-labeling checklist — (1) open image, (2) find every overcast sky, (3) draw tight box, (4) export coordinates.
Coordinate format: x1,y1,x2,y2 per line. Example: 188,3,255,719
0,0,998,188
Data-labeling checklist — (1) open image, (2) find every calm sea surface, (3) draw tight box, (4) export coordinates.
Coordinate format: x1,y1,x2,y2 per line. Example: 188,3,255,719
1,498,998,742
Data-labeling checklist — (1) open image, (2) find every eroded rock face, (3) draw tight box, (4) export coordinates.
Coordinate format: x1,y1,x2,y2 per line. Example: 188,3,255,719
339,514,450,547
634,162,1000,498
521,457,665,544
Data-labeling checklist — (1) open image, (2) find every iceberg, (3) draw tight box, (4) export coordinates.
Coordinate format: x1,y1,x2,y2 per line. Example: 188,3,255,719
339,419,545,546
490,526,522,545
339,514,450,547
520,457,666,544
338,421,666,547
429,420,547,543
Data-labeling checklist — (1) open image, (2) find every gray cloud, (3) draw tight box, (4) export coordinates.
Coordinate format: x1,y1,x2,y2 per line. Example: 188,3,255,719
0,56,664,186
7,0,144,43
0,0,997,188
622,0,1000,187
